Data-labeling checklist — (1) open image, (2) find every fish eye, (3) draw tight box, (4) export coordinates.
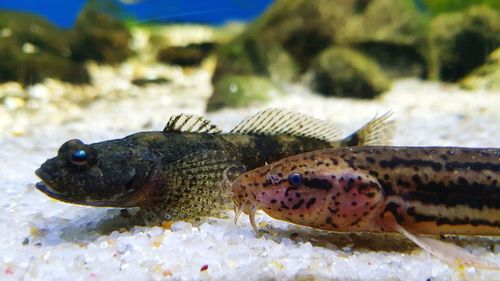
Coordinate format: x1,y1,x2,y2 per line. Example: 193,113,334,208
71,149,88,165
287,172,303,187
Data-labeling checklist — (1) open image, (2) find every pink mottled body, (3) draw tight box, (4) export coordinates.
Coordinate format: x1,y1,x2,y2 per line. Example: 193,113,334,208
253,169,386,232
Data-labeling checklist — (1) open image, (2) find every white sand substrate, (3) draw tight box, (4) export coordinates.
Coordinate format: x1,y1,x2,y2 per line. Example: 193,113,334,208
1,71,499,280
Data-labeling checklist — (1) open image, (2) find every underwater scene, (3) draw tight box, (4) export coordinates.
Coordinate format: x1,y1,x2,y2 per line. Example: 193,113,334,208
0,0,499,280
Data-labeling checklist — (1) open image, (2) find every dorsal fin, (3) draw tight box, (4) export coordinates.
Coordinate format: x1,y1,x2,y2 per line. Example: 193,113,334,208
338,111,394,146
164,114,222,134
230,108,343,142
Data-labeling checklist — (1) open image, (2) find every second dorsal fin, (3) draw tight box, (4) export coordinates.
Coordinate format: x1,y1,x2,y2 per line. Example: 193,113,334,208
164,114,222,134
230,108,343,142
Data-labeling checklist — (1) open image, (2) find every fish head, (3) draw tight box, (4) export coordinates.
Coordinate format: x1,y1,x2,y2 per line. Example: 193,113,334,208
35,138,156,207
231,154,327,216
232,151,385,230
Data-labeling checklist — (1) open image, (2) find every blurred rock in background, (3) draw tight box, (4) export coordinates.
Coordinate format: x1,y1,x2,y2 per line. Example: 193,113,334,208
0,0,498,112
0,11,89,85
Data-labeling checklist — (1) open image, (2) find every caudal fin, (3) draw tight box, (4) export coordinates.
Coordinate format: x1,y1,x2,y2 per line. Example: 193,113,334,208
337,112,395,146
395,224,500,270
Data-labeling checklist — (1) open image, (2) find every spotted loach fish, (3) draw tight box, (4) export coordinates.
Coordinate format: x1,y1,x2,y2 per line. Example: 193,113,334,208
35,109,394,224
232,146,500,269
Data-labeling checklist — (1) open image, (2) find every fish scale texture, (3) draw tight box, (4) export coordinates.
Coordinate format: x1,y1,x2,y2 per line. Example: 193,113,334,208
1,77,500,281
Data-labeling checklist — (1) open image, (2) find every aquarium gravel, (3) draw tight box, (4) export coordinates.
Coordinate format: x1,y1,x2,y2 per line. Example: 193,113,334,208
1,76,500,280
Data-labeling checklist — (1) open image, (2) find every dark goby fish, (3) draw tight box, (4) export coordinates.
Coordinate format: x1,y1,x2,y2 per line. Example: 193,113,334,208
35,109,393,223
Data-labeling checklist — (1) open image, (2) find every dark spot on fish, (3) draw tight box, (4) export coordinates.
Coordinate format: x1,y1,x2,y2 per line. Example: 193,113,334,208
344,178,356,192
331,158,339,165
383,202,403,223
440,154,448,161
326,217,338,228
328,207,338,214
351,201,357,206
366,157,376,164
306,198,316,209
369,170,378,177
270,199,277,204
295,192,301,198
350,218,362,226
411,174,422,186
384,174,390,180
379,157,442,172
292,199,305,209
303,178,332,190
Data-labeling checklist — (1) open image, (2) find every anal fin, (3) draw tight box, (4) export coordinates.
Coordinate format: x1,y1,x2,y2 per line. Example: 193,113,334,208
395,224,500,270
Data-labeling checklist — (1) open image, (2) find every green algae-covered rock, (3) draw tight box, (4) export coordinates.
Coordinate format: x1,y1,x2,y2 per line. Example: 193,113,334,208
460,47,500,91
0,11,89,85
213,0,426,84
341,0,429,78
157,42,215,66
207,75,284,111
311,47,391,98
428,6,500,81
70,9,132,64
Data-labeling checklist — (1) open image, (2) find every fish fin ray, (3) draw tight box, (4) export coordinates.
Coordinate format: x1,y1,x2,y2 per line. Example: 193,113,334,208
395,224,500,270
338,111,394,146
230,108,343,142
157,150,245,220
164,114,222,134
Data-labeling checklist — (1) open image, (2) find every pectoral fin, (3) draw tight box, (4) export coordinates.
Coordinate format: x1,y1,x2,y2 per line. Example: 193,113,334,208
143,149,244,222
395,224,500,270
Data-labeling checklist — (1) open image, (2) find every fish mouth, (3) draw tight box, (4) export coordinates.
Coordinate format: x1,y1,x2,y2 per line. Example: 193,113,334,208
35,168,65,200
35,181,66,200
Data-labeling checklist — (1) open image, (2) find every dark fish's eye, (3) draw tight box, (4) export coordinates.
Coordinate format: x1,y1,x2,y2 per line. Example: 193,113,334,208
71,149,88,165
288,172,303,187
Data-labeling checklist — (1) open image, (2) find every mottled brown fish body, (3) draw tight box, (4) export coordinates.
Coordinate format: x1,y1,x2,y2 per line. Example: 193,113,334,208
233,146,500,235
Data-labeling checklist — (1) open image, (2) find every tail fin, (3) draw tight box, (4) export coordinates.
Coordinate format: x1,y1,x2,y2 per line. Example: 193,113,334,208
396,224,500,270
337,112,395,146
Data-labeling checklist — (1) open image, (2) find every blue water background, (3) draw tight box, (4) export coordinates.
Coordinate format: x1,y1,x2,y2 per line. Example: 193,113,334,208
0,0,274,28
